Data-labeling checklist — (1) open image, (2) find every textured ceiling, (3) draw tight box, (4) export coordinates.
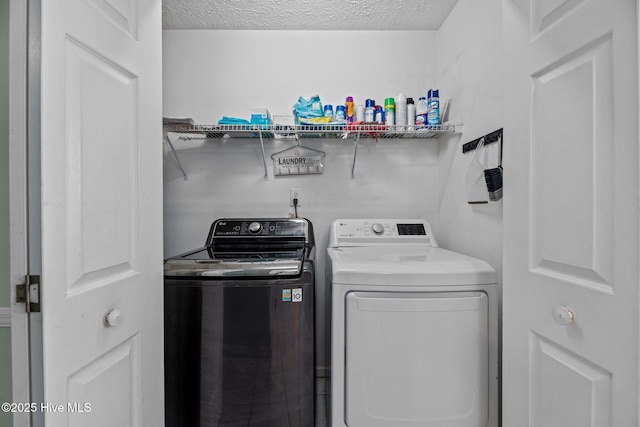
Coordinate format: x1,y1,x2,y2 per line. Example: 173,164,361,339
163,0,461,31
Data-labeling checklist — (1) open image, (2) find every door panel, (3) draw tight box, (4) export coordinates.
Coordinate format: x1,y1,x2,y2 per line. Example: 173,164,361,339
503,0,638,425
530,333,612,427
64,36,139,293
87,0,139,38
39,0,162,424
67,336,140,427
530,34,614,291
532,0,585,34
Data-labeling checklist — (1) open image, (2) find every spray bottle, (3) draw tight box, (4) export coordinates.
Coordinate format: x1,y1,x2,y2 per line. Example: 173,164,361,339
384,97,395,126
345,96,355,123
427,89,440,126
407,97,416,131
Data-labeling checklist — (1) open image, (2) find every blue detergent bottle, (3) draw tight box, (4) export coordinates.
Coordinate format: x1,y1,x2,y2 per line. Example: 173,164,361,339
427,89,440,126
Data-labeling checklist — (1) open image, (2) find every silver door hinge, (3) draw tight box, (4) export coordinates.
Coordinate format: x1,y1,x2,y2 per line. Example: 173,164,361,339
16,275,41,313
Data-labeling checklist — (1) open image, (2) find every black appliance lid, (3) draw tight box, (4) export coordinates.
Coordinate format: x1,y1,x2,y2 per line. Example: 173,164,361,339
165,218,314,278
164,247,304,277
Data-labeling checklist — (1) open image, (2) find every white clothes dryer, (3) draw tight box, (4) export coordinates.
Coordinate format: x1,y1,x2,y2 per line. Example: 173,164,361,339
327,219,498,427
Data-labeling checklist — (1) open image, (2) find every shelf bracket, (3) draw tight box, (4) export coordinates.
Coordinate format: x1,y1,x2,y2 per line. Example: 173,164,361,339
258,129,269,180
351,130,361,179
164,133,188,181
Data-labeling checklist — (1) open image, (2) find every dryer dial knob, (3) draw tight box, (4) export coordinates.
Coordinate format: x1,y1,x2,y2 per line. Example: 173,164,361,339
248,222,263,234
371,223,385,235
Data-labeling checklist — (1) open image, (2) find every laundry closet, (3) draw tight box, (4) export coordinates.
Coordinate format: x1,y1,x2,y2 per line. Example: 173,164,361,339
162,0,504,388
160,0,508,424
161,0,640,425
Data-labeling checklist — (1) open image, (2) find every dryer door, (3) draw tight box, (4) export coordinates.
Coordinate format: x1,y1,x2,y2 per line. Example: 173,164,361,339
345,291,488,427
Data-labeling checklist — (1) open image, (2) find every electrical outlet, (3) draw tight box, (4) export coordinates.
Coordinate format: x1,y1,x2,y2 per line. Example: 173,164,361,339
290,188,302,207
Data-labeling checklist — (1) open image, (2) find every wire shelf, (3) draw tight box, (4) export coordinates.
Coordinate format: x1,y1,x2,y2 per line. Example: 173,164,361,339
164,123,457,140
163,122,460,181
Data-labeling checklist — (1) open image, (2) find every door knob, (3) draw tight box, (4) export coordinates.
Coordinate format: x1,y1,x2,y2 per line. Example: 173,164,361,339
104,308,122,327
552,305,575,325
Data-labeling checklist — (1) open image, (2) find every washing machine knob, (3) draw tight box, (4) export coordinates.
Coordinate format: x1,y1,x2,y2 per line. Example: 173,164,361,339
371,223,385,235
248,222,263,234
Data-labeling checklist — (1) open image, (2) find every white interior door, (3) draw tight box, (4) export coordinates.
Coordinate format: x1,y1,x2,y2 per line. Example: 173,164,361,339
39,0,163,425
503,0,638,425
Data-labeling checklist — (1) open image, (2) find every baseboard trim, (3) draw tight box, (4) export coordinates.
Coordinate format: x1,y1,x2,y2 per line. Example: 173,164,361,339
0,307,10,327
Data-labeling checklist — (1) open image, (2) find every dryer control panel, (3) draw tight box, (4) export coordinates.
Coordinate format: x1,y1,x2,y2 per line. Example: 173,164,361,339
328,219,437,247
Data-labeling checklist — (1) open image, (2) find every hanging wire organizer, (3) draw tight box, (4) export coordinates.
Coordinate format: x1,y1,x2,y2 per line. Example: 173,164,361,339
271,135,327,176
163,122,460,180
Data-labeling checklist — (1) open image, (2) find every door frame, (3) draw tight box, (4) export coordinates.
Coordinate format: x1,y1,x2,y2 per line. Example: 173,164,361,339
637,3,640,422
9,0,36,425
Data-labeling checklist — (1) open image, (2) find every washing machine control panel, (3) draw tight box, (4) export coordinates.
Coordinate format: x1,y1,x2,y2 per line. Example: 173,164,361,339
209,218,311,244
329,219,437,247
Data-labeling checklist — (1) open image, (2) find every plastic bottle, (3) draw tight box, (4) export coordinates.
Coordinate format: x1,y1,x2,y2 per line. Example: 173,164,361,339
395,93,407,131
407,97,416,131
375,105,384,124
364,99,375,122
335,105,346,122
427,89,440,126
384,97,395,126
416,96,428,126
345,96,355,123
355,104,365,122
324,104,334,119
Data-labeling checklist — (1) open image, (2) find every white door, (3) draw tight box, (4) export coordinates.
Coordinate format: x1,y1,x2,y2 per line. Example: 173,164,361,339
39,0,163,425
503,0,638,425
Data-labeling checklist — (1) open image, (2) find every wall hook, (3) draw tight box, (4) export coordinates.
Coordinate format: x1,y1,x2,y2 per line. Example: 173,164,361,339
462,128,503,153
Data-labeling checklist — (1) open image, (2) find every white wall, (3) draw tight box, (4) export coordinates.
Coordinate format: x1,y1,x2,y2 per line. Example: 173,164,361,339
436,0,504,282
163,30,441,374
163,30,439,123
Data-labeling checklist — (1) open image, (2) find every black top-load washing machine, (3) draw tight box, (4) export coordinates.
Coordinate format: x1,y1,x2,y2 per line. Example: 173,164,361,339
164,218,315,427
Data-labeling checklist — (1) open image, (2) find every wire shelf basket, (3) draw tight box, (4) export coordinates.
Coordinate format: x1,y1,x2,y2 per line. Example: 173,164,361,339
164,123,457,140
163,122,460,181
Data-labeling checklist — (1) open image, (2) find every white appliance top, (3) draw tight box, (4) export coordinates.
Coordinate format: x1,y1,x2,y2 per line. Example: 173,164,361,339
327,219,497,286
327,218,438,248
